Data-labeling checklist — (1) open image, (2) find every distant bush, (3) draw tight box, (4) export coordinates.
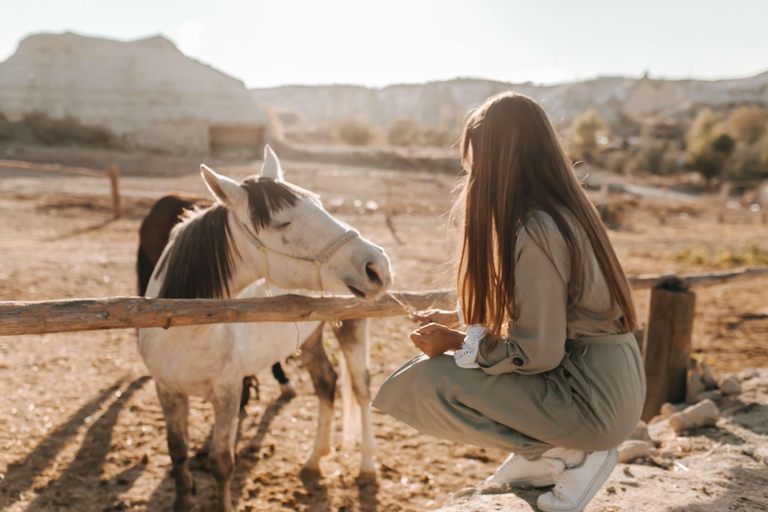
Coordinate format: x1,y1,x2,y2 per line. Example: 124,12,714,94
728,105,767,145
685,109,735,184
0,111,117,148
388,117,420,146
568,108,609,161
609,140,679,176
332,118,379,146
726,136,768,180
676,244,768,267
419,125,451,147
388,117,453,147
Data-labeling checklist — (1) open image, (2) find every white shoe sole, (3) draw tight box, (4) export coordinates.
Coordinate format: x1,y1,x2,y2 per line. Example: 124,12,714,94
537,448,618,512
485,473,556,488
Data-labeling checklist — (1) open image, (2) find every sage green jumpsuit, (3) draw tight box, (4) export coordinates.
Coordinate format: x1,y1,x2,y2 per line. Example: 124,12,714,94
372,209,646,460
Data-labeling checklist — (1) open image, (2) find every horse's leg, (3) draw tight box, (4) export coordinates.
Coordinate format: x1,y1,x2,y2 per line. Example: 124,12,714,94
299,324,335,477
272,362,297,399
333,318,377,478
211,382,241,512
240,375,259,409
156,384,195,511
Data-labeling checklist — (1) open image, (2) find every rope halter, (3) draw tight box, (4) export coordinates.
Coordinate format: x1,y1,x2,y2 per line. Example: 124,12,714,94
234,217,360,298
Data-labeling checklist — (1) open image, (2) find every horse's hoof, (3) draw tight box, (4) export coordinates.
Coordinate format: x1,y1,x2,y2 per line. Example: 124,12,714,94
172,493,194,512
299,465,322,482
357,469,377,484
279,383,297,401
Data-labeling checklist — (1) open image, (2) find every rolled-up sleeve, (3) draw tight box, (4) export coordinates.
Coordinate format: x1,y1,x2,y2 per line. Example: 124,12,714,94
477,214,570,375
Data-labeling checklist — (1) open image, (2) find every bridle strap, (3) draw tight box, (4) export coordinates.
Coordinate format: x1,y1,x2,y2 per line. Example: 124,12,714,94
235,218,360,295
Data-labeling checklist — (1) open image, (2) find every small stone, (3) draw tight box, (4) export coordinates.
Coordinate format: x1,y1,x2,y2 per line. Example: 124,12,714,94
660,403,676,418
737,368,759,381
669,399,720,434
695,390,722,402
628,421,651,443
617,440,654,463
686,371,706,403
698,361,718,389
718,374,742,395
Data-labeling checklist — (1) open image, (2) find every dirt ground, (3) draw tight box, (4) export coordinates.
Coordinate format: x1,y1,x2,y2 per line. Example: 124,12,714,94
0,158,767,511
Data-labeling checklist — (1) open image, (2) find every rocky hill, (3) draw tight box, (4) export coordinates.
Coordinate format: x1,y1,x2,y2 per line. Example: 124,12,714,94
251,72,768,133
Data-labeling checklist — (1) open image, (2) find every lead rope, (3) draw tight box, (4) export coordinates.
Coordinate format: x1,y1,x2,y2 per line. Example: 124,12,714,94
260,245,303,356
236,219,361,357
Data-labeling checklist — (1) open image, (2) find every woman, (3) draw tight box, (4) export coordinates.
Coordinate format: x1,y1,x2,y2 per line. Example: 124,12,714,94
372,92,645,512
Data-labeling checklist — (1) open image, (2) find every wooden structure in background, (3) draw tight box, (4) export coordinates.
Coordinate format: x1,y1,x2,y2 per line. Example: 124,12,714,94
0,159,122,218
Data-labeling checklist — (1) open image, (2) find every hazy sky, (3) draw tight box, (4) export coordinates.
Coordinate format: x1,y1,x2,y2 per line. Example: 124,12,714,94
2,0,766,89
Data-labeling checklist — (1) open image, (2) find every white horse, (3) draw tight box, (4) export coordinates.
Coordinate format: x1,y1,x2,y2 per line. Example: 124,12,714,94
139,147,392,512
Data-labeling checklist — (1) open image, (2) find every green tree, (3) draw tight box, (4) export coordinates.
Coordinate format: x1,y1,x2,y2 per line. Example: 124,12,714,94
568,108,609,161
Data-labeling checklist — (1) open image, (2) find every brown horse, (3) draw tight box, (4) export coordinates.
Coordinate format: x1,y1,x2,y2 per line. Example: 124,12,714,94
137,193,294,406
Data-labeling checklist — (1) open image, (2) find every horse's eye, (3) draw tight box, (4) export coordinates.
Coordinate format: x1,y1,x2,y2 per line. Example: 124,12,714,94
275,221,291,230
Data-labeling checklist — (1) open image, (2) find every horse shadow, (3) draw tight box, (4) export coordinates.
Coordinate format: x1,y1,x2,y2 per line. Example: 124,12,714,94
144,395,292,511
0,376,150,512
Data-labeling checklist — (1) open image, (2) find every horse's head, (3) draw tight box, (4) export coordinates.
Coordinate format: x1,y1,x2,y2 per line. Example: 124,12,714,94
200,146,392,299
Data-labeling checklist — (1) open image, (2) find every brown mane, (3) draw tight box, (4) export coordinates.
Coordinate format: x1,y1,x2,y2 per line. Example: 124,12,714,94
157,177,306,299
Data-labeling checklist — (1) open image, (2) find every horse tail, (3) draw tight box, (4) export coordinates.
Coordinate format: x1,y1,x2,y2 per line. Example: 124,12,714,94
137,244,155,296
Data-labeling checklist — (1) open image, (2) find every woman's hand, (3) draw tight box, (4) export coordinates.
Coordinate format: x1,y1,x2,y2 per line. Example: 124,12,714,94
410,323,465,358
413,309,460,329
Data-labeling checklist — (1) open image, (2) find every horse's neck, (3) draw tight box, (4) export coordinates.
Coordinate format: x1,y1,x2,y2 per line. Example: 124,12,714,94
224,212,265,298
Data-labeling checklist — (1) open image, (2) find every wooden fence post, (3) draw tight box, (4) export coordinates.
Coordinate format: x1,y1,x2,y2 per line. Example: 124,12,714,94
641,283,696,421
108,164,122,218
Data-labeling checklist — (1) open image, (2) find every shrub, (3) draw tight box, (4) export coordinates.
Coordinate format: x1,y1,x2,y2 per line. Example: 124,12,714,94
419,125,451,147
332,118,379,146
568,108,610,161
685,109,734,183
728,105,767,145
388,117,420,146
726,138,768,180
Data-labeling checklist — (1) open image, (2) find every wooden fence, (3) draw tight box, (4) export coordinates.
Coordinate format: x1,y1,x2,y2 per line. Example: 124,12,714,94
1,267,765,338
0,159,122,218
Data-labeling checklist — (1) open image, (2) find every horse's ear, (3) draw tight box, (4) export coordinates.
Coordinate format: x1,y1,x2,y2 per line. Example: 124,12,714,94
200,164,244,205
260,144,284,180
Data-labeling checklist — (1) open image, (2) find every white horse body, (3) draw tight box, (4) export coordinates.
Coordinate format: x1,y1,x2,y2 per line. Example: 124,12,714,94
137,147,391,512
140,280,321,399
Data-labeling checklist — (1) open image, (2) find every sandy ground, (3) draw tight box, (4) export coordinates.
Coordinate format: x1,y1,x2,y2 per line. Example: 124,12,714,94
0,159,767,511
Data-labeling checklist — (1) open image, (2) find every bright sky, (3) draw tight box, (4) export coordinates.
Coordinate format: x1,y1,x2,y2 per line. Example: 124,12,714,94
1,0,766,89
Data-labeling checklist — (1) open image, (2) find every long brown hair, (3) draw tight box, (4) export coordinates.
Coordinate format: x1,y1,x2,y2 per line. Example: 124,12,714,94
456,92,636,344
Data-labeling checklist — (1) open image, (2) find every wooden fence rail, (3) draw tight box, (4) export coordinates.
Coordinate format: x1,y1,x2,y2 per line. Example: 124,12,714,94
0,266,766,337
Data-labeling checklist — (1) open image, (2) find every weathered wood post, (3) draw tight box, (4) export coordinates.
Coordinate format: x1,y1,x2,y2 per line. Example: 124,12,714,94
641,279,696,421
760,180,768,225
108,164,122,218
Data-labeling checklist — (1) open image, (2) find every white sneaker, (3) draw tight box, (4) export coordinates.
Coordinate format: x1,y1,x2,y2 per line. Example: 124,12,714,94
537,449,618,512
484,453,555,488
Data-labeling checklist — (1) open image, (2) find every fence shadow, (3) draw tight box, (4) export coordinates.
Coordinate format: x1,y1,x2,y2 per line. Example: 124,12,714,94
0,377,149,511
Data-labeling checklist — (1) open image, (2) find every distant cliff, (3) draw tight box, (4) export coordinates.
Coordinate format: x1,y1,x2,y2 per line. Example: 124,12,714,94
252,72,768,133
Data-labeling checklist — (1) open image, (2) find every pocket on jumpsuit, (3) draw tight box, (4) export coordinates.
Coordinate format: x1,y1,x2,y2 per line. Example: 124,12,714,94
538,351,592,442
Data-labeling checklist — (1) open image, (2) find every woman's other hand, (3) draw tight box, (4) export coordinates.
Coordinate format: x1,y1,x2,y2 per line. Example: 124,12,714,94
413,309,460,329
410,323,465,358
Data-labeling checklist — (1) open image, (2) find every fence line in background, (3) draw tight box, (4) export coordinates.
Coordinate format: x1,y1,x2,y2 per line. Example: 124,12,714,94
0,159,122,218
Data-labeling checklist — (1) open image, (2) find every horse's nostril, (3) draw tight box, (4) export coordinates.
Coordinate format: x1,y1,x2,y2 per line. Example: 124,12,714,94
365,262,382,285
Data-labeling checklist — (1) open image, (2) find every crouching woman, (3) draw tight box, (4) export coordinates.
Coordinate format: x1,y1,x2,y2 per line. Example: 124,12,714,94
373,92,645,512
